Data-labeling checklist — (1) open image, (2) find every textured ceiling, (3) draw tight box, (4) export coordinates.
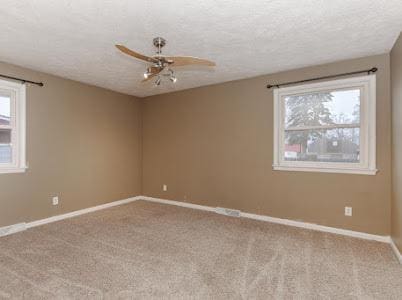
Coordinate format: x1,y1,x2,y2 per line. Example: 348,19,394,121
0,1,402,97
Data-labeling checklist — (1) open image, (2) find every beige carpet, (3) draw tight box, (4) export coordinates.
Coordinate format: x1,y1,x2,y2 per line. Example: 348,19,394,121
0,200,401,299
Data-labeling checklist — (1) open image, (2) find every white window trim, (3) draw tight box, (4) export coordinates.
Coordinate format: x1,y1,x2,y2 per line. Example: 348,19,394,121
0,79,26,174
273,74,377,175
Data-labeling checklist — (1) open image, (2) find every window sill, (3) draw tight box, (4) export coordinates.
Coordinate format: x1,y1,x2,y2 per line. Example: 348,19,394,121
0,167,27,174
273,165,378,175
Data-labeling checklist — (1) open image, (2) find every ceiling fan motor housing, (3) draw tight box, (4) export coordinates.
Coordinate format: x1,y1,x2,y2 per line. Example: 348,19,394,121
153,37,166,54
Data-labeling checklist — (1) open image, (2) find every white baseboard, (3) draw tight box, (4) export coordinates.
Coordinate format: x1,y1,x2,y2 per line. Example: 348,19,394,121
27,196,142,228
0,196,142,237
0,223,26,237
0,195,394,253
141,196,216,212
241,211,390,243
140,196,391,244
390,238,402,264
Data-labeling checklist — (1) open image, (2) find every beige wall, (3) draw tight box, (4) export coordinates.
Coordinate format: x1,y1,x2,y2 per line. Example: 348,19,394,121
0,53,393,237
142,54,391,235
0,62,142,227
391,33,402,252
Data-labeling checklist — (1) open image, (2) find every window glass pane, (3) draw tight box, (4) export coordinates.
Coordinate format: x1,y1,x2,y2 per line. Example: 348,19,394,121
284,128,360,163
325,89,360,124
285,89,360,128
0,129,11,143
0,129,12,163
0,95,11,126
0,145,12,163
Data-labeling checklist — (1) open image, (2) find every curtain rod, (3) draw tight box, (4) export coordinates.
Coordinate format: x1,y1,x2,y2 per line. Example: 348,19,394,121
266,67,377,89
0,73,44,87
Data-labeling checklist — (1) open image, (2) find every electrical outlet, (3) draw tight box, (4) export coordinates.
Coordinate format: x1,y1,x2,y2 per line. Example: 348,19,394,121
345,206,352,216
163,184,168,192
52,196,59,206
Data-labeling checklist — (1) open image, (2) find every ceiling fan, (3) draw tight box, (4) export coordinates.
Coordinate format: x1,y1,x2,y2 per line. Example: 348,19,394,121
115,37,216,86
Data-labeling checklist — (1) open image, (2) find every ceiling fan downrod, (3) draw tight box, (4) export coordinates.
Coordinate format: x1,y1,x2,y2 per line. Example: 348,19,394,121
153,37,166,55
150,37,177,86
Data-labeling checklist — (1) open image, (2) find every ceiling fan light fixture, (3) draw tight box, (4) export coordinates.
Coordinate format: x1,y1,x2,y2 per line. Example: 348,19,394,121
144,68,153,79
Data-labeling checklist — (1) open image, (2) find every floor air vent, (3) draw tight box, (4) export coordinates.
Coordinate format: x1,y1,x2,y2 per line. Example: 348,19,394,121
215,207,241,217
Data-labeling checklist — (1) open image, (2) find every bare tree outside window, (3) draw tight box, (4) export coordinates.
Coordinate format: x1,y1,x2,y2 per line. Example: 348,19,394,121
285,92,334,152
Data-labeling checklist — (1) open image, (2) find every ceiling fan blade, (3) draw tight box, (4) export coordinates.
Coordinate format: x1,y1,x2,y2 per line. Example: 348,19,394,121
115,44,158,63
166,56,216,67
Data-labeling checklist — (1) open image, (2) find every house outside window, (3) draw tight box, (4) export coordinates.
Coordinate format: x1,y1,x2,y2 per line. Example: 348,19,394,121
273,75,376,175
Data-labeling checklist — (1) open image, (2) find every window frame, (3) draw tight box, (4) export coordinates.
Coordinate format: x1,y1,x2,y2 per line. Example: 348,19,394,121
273,74,377,175
0,79,26,174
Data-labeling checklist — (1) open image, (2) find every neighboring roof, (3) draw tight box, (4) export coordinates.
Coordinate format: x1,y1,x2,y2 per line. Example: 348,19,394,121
0,115,10,126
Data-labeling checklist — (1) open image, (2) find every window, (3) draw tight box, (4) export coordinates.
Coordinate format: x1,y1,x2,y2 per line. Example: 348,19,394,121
273,75,376,175
0,79,26,174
